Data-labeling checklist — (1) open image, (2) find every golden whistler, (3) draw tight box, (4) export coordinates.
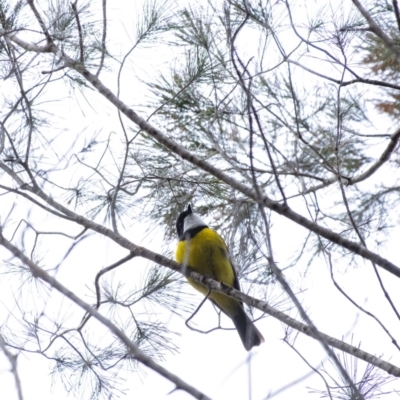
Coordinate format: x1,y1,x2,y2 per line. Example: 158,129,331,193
175,204,264,351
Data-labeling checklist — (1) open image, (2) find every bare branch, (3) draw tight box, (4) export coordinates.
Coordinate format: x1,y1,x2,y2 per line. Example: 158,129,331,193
0,333,24,400
27,0,52,44
0,25,399,277
352,0,400,62
0,233,211,400
71,1,84,63
95,0,107,77
1,229,399,378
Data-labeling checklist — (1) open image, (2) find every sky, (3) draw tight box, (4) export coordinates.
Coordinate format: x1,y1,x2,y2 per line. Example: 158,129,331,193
1,1,400,400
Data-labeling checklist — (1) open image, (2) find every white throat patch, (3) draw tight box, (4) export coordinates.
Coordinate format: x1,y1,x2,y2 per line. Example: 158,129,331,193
183,213,207,233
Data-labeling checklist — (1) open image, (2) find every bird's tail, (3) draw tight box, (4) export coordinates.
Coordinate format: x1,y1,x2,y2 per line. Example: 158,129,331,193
232,307,264,351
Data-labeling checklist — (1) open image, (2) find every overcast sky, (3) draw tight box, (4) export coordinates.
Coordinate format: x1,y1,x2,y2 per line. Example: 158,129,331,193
1,1,400,399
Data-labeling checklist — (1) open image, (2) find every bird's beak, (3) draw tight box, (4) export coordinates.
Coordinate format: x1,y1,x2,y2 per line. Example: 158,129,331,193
187,204,192,214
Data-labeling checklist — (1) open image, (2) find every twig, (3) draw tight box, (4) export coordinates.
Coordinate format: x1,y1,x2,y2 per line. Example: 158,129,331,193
393,0,400,33
96,0,107,77
283,337,333,400
0,233,211,400
286,58,400,91
0,182,399,376
0,333,24,400
2,27,400,279
351,0,400,62
185,289,211,333
27,0,52,44
71,1,84,62
79,252,136,330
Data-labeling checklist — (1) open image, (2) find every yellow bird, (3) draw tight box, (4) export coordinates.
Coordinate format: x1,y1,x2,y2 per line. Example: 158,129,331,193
175,204,264,351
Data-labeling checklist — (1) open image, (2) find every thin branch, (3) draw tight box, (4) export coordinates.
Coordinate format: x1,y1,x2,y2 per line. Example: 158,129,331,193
188,271,400,378
228,8,354,387
27,0,52,44
0,233,210,400
326,251,400,351
292,125,400,197
286,58,400,91
79,252,136,330
283,0,362,79
334,61,400,322
338,168,400,320
0,333,24,400
0,124,5,155
41,65,66,75
351,0,400,63
71,1,84,63
268,257,362,398
185,290,211,333
67,65,400,278
0,188,398,376
0,26,399,277
350,128,400,184
96,0,107,77
283,338,333,400
393,0,400,33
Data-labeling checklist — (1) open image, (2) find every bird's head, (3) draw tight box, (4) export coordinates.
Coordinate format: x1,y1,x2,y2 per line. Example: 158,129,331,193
176,204,207,239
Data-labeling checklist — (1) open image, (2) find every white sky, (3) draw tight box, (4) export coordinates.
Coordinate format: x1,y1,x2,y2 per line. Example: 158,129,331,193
1,1,400,400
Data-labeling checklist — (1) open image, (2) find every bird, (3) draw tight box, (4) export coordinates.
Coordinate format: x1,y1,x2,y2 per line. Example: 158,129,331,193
175,204,264,351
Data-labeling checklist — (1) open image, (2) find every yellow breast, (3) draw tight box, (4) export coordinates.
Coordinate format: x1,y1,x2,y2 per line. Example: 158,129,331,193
175,227,241,317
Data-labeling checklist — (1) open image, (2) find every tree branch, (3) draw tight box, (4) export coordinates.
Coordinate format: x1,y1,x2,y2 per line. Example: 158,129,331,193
0,26,399,277
0,333,24,400
0,224,398,378
69,67,400,278
351,0,400,63
0,233,210,400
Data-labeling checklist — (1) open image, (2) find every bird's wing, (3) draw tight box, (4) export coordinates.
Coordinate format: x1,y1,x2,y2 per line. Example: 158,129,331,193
230,257,241,293
217,240,241,293
218,235,240,290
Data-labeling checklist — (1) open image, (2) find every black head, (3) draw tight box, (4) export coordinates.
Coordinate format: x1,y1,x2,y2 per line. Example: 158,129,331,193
176,204,193,239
